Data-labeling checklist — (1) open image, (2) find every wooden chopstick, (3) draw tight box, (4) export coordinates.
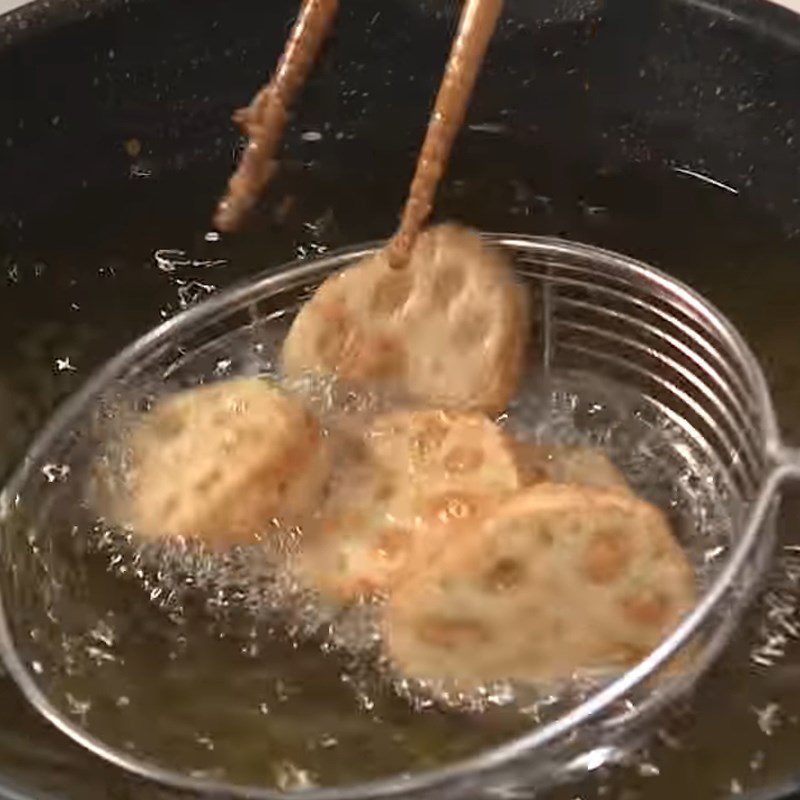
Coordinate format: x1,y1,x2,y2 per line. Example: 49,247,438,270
386,0,504,268
214,0,339,233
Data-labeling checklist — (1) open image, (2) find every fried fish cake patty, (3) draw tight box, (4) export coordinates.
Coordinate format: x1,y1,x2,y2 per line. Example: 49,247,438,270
384,483,695,688
296,409,521,601
282,224,528,414
116,378,331,548
512,441,631,494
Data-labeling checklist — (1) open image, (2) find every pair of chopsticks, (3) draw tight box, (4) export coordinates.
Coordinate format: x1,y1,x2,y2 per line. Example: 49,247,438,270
214,0,504,269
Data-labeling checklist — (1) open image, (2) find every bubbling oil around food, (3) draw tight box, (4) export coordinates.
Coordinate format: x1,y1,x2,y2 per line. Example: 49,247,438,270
8,310,738,790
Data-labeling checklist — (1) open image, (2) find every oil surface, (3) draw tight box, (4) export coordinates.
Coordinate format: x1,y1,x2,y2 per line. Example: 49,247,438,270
2,342,736,790
1,150,800,799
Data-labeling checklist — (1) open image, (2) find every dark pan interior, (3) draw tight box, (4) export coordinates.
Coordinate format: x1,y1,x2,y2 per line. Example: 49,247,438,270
0,1,799,798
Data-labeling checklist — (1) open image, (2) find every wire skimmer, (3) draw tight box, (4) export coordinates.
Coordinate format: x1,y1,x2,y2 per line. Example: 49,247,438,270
0,235,797,799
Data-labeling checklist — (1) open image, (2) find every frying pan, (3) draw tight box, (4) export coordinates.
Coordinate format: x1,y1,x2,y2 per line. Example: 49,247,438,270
0,1,799,798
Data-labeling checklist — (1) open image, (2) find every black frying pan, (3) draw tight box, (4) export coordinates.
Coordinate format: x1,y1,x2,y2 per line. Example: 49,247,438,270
0,1,799,798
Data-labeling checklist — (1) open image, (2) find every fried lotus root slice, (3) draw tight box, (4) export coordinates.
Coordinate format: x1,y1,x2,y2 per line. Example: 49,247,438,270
296,409,522,601
384,483,696,690
115,378,331,548
513,441,631,494
282,224,529,414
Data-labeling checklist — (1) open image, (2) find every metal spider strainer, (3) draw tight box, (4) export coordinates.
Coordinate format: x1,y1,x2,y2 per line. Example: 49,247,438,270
0,234,795,800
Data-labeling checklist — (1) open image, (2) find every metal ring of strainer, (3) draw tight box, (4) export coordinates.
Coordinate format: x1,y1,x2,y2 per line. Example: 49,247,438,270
0,235,796,800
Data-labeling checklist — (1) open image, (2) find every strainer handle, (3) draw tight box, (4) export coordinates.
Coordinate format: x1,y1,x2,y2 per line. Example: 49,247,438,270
746,448,800,541
769,444,800,482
